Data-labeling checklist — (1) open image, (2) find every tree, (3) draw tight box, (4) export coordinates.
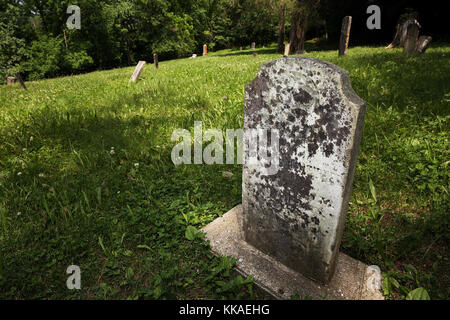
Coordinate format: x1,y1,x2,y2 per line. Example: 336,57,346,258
288,0,320,54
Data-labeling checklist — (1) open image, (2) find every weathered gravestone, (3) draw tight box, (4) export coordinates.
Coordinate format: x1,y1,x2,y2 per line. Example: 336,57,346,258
6,76,16,85
415,36,432,53
404,22,420,53
283,43,291,57
204,57,383,298
251,42,256,50
241,57,366,284
204,57,382,299
130,61,146,82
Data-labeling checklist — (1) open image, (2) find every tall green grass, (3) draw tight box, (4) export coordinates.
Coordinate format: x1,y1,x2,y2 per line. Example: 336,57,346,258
0,45,448,299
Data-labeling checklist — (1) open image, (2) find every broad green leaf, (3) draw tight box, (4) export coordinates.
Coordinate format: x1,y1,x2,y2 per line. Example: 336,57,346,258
369,179,377,203
185,225,198,241
406,287,430,300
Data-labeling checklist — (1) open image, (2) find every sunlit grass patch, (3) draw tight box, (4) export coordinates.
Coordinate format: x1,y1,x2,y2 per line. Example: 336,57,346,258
0,44,448,299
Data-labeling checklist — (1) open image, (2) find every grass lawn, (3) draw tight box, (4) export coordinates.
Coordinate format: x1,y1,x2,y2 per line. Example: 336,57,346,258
0,45,448,300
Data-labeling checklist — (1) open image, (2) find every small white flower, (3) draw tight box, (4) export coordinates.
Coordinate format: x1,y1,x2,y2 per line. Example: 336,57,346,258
110,149,115,155
22,148,27,152
156,145,161,149
30,136,34,142
117,191,121,194
17,172,22,176
39,173,45,178
17,212,21,216
134,163,139,168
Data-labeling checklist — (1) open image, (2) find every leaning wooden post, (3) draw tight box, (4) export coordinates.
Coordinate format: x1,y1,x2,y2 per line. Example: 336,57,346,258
339,16,352,56
15,73,27,90
203,44,207,57
153,53,159,69
403,23,420,53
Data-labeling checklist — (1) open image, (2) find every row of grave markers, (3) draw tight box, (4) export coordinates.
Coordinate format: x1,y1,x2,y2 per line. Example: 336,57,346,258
130,44,207,83
10,15,433,87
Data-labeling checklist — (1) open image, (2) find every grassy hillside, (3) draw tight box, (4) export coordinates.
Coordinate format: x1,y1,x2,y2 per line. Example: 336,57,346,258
0,45,448,299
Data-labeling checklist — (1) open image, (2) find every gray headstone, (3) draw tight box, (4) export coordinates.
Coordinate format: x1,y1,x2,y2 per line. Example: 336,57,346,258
242,57,366,284
404,22,420,53
415,35,432,53
251,42,256,50
6,76,16,85
284,43,291,57
130,61,146,82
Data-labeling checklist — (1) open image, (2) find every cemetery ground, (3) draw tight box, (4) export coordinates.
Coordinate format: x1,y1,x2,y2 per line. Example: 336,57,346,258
0,44,448,300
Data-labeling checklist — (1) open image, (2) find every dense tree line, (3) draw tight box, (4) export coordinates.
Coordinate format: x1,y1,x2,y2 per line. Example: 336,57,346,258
1,0,448,83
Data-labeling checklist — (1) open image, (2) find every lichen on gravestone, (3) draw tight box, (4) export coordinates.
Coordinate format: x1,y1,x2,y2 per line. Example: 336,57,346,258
241,57,366,284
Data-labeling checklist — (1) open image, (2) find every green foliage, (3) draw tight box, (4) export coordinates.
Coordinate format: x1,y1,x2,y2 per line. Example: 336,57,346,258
0,45,448,300
185,226,202,241
150,12,196,59
63,50,94,72
22,35,64,80
407,288,430,300
0,5,26,82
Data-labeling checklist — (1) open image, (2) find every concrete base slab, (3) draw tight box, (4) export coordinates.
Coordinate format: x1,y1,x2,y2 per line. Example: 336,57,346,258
202,205,384,300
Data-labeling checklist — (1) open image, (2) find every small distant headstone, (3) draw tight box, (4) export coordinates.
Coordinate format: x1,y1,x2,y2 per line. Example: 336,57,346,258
339,16,352,56
404,22,420,53
14,73,26,90
415,36,432,53
203,44,208,56
240,46,243,51
284,43,291,57
6,76,16,85
130,61,146,82
251,42,256,50
242,57,366,284
153,53,159,69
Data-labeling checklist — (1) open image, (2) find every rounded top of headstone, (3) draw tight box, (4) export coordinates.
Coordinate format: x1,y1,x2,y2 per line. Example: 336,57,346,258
246,57,365,110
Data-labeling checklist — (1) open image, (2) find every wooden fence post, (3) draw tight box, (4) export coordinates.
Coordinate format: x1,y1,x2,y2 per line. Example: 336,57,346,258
15,73,27,90
339,16,352,56
154,53,159,69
